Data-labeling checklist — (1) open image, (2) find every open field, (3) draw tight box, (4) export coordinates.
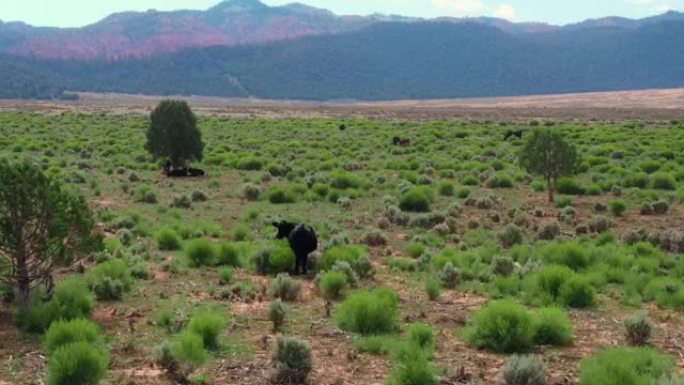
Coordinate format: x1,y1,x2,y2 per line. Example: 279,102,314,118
2,88,684,121
1,107,684,385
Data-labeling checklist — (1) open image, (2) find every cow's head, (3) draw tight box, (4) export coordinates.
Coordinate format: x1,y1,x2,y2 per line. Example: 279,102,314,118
272,220,296,239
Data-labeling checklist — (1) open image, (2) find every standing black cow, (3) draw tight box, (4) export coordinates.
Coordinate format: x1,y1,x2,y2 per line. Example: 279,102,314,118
504,130,523,141
188,168,206,177
272,221,318,275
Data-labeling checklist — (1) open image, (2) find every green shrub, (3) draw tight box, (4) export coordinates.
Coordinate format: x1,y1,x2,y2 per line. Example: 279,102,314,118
610,199,628,216
191,190,208,202
155,228,182,251
439,262,460,289
624,311,652,346
334,288,398,335
579,347,675,385
497,225,524,248
86,259,133,301
187,312,225,350
44,319,104,355
352,255,374,279
354,335,395,356
216,242,240,267
318,271,347,299
399,187,431,212
387,348,437,385
218,267,234,284
424,276,441,301
545,242,591,271
268,187,297,204
271,335,312,385
171,331,207,365
464,300,534,353
270,273,302,302
185,238,216,267
242,183,261,201
556,178,585,195
404,242,425,258
268,300,287,331
555,196,573,208
485,173,515,188
532,307,573,346
318,245,365,271
531,265,574,304
492,256,516,277
46,342,108,385
437,180,455,196
652,173,677,190
405,323,434,353
503,355,546,385
560,276,596,308
171,194,192,208
331,261,359,286
15,278,94,333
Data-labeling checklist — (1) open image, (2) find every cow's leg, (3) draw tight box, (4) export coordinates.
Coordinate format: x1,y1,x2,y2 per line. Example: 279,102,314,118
294,254,301,275
302,254,308,275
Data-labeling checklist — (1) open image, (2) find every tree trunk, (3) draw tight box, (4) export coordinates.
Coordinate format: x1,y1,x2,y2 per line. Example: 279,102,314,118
547,179,555,203
16,255,31,310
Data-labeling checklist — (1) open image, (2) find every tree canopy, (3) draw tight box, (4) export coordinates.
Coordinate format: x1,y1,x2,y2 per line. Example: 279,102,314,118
519,129,580,202
146,100,204,168
0,159,100,309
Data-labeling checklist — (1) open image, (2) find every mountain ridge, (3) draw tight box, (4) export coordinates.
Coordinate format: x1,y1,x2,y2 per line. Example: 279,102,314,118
0,0,682,60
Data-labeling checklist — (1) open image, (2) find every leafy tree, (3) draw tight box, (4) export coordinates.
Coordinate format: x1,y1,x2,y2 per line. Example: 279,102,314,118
145,100,204,169
0,160,100,310
519,129,580,202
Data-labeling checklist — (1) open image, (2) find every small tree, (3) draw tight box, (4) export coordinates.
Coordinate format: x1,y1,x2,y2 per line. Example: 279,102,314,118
519,130,580,202
146,100,204,169
0,160,100,310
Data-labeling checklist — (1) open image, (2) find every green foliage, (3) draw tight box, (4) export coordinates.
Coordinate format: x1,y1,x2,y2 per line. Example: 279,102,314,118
271,335,312,385
187,311,226,350
579,347,675,385
652,173,677,190
318,271,348,299
268,300,287,331
610,199,628,216
519,129,580,202
335,288,398,335
85,259,133,301
44,318,104,355
464,300,534,353
399,187,432,212
171,331,208,365
146,100,203,168
624,311,652,346
405,323,434,353
559,276,596,308
532,307,573,346
318,245,366,271
185,238,217,267
218,267,234,284
424,276,441,301
503,355,547,385
556,177,585,195
270,273,302,301
155,228,182,251
46,342,109,385
15,278,94,333
386,348,437,385
0,159,99,309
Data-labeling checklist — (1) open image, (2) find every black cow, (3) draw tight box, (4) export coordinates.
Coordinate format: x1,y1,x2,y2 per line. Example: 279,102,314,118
504,130,523,141
188,168,206,177
392,136,401,146
272,220,318,275
166,168,188,177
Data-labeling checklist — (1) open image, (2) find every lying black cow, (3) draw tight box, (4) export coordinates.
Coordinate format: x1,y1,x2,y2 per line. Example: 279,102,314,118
504,130,523,141
272,220,318,275
165,167,206,177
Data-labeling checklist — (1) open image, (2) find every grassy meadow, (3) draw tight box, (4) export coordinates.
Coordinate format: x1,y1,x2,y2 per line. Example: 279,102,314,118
1,111,683,385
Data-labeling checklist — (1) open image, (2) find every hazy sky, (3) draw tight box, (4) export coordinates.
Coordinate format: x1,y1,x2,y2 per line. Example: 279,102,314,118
0,0,681,28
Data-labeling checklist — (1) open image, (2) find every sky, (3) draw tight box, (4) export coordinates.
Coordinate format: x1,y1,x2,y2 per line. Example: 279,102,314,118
0,0,681,28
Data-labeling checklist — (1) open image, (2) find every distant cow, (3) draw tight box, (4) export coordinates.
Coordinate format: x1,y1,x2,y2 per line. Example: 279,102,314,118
339,124,346,131
393,136,411,146
272,220,318,275
393,136,401,145
188,168,205,177
504,130,523,141
166,168,188,177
